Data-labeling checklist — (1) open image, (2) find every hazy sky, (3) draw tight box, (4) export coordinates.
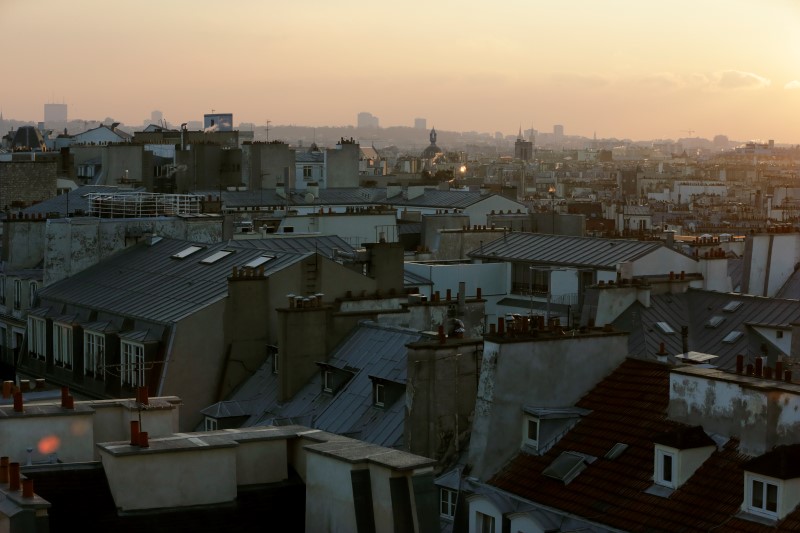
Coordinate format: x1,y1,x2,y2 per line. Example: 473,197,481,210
3,0,800,142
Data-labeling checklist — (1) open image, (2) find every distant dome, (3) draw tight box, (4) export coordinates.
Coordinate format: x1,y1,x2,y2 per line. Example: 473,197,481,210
421,127,443,159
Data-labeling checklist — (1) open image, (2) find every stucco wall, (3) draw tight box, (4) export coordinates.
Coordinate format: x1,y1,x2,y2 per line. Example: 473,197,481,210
467,332,629,480
162,301,227,431
304,451,358,531
667,368,800,456
0,407,94,464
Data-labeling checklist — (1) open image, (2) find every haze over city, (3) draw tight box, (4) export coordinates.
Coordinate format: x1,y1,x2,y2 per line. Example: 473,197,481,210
2,0,800,142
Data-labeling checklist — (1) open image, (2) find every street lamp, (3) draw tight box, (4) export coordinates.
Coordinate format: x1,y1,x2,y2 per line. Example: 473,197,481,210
548,185,556,234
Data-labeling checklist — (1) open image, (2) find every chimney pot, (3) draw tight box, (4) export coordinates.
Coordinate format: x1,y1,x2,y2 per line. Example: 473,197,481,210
489,323,496,335
446,289,452,301
130,420,140,446
0,457,8,484
22,478,34,499
476,287,482,299
776,361,784,380
764,366,773,379
63,395,74,409
61,386,69,403
658,342,667,356
8,463,20,491
1,381,11,399
13,391,23,412
498,317,505,335
746,363,754,376
736,354,744,374
137,386,149,406
755,357,763,378
785,370,793,383
139,431,149,448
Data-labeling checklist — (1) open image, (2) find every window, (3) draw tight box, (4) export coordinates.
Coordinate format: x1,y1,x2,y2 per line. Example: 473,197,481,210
655,448,676,488
200,250,233,264
14,280,21,310
723,300,743,312
27,317,47,360
53,323,73,368
84,331,106,379
777,330,784,339
747,475,779,519
172,245,203,259
323,370,333,392
373,383,385,407
272,353,279,374
440,488,457,519
525,418,539,446
121,341,145,387
205,417,218,431
303,165,313,179
477,511,495,533
655,322,675,334
722,331,743,344
705,315,725,328
244,255,275,269
28,282,37,307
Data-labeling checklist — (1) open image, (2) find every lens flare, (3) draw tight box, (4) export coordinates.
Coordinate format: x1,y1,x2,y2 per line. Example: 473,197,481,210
38,435,61,455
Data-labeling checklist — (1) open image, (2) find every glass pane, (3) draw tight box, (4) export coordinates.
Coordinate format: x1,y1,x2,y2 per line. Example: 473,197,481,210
752,480,764,508
528,419,538,440
766,483,778,512
662,454,672,482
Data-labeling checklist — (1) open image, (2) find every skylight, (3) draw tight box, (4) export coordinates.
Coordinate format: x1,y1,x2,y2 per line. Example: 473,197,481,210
655,322,675,334
723,301,743,313
172,245,203,259
705,316,725,328
244,255,275,269
722,331,744,343
543,452,587,484
200,250,234,264
604,443,629,460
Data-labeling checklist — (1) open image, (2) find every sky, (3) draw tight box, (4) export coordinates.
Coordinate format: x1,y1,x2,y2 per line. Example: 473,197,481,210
2,0,800,143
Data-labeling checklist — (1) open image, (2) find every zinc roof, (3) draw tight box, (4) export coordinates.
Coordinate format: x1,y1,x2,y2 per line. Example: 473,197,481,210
36,237,308,324
469,232,665,269
615,288,800,372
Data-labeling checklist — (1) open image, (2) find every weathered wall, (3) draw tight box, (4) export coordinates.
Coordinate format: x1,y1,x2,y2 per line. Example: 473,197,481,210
467,331,629,480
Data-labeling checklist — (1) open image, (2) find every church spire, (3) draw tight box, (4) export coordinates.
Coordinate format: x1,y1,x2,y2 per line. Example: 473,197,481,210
430,127,437,144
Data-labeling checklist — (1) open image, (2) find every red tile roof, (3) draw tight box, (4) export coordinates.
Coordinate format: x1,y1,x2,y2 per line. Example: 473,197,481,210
487,358,800,532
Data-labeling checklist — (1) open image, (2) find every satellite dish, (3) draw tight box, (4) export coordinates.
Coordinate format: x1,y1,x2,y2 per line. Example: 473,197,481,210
305,192,315,203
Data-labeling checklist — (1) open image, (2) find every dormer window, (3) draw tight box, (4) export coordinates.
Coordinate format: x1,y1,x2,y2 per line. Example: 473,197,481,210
655,448,676,488
323,370,333,393
740,444,800,521
651,426,715,492
745,474,779,519
373,383,385,407
525,417,539,447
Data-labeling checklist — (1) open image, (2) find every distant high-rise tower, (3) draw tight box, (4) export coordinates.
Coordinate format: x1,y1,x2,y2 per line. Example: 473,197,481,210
553,124,564,138
514,126,533,161
357,112,379,128
44,103,68,130
151,110,163,126
414,118,426,130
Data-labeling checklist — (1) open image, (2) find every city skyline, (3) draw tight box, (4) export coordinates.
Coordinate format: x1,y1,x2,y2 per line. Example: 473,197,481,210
2,0,800,143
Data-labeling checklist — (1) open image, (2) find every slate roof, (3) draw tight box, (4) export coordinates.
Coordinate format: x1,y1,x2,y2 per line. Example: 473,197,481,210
468,232,665,269
776,268,800,299
36,237,309,324
614,288,800,372
230,234,354,258
204,322,421,448
486,358,800,532
22,185,145,216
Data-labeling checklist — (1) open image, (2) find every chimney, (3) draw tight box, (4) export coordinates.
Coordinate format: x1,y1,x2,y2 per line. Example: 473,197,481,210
139,432,149,448
8,462,20,491
681,326,689,355
22,478,34,499
137,386,149,406
2,380,11,399
736,354,744,374
656,342,669,363
498,317,505,335
776,361,784,380
130,420,140,446
755,357,764,378
13,391,23,413
60,386,69,405
476,287,482,300
438,325,446,344
0,457,8,484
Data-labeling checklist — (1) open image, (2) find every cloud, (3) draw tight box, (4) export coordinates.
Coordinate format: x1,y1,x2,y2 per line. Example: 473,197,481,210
785,80,800,89
715,70,771,89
